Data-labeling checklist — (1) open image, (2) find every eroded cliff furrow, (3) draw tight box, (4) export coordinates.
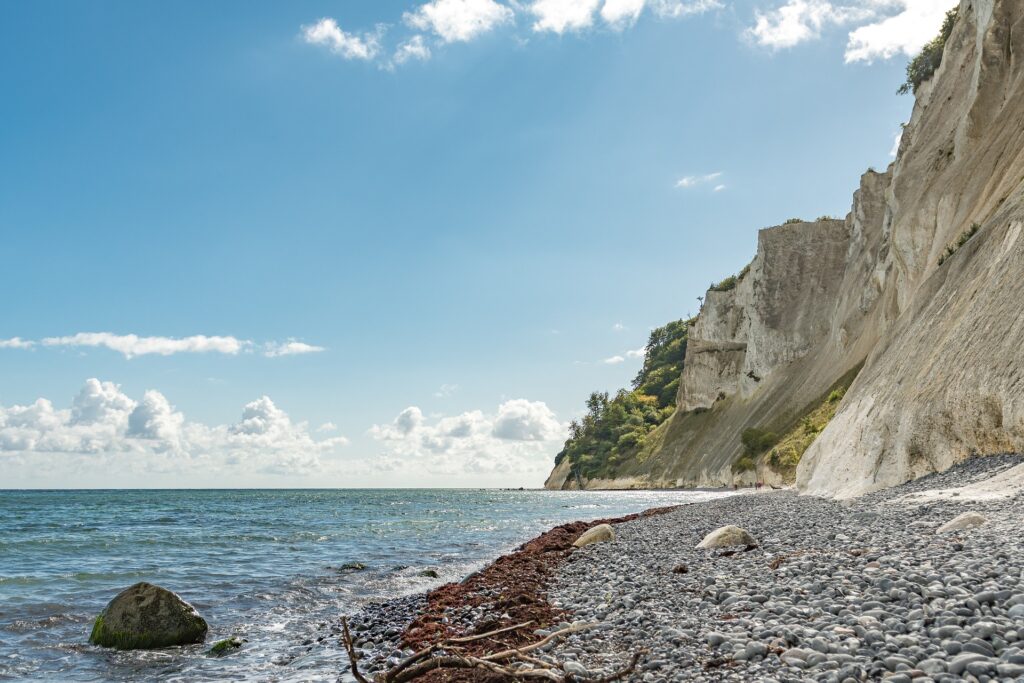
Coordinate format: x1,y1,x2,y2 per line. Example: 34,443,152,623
547,0,1024,494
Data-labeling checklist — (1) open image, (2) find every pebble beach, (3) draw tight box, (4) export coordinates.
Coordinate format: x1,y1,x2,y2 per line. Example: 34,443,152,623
346,455,1024,682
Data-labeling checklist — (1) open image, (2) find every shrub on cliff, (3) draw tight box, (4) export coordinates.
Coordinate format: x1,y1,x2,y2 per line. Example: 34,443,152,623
898,8,958,95
554,319,691,479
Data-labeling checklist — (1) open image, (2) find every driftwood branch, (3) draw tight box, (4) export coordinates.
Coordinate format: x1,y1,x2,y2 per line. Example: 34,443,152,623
340,617,373,683
339,615,645,683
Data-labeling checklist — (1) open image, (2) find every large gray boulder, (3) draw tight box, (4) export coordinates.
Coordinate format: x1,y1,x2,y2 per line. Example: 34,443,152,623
573,524,615,548
89,582,208,650
696,525,757,549
936,511,988,534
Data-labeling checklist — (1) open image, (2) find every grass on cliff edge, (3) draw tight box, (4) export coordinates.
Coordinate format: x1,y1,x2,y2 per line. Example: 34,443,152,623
731,364,863,479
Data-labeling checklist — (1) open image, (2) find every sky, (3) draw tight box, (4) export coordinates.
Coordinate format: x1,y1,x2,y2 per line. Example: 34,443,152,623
0,0,955,488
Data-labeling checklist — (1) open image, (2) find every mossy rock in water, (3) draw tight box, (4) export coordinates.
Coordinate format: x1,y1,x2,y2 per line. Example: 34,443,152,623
418,569,440,579
89,582,208,650
207,636,244,656
338,562,366,572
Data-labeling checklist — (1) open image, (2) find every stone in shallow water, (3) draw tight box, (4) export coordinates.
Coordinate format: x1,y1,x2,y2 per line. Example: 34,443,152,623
936,511,988,534
696,525,756,549
573,524,615,548
89,582,208,650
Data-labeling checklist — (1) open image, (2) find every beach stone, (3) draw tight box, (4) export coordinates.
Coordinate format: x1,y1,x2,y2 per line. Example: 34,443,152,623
89,582,207,650
696,525,757,549
573,524,615,548
563,661,588,675
936,512,988,534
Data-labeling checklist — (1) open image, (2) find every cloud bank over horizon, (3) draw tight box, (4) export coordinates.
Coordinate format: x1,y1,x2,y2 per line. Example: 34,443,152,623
369,398,566,479
0,380,349,480
1,380,569,486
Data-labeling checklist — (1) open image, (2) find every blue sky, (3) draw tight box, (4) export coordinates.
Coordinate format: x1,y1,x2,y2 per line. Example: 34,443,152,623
0,0,953,487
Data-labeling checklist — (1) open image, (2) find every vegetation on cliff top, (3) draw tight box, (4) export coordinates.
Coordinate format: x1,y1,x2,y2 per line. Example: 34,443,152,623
554,319,691,480
708,263,751,293
898,8,958,95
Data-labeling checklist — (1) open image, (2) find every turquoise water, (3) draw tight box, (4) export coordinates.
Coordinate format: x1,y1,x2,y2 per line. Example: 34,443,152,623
0,488,727,681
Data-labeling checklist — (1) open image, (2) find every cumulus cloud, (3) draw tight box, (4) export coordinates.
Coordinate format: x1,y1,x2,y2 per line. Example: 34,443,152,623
370,399,565,476
676,171,723,188
0,380,348,476
601,0,647,26
528,0,602,33
302,18,384,60
0,337,34,349
604,355,626,364
127,390,185,446
747,0,957,62
626,346,646,358
404,0,514,42
491,399,562,440
263,341,326,357
394,35,433,64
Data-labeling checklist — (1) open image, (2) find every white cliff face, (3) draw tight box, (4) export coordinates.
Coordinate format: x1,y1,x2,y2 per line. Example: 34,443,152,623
799,0,1024,497
546,0,1024,495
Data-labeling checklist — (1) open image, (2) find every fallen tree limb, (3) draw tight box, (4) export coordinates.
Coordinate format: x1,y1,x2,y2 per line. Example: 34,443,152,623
342,615,644,682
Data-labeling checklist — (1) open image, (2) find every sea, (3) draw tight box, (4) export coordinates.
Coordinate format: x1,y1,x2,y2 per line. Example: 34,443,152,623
0,488,729,681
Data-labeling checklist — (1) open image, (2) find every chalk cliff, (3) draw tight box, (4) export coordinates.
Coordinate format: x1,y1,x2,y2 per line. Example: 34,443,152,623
546,0,1024,495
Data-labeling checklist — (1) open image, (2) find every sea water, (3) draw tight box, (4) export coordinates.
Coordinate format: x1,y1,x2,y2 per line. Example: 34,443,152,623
0,488,728,681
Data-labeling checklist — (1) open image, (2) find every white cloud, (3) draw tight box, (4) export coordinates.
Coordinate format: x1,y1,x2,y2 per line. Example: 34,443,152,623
604,345,646,364
652,0,723,18
676,171,723,188
529,0,602,33
370,399,565,476
128,390,185,446
844,0,957,63
0,332,323,359
264,341,326,357
612,322,627,331
601,0,647,26
404,0,514,43
317,421,338,433
747,0,864,49
714,183,727,191
0,380,349,476
532,0,718,33
434,383,460,398
0,337,34,349
492,399,563,440
746,0,957,61
394,35,433,64
41,332,246,359
302,18,383,60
